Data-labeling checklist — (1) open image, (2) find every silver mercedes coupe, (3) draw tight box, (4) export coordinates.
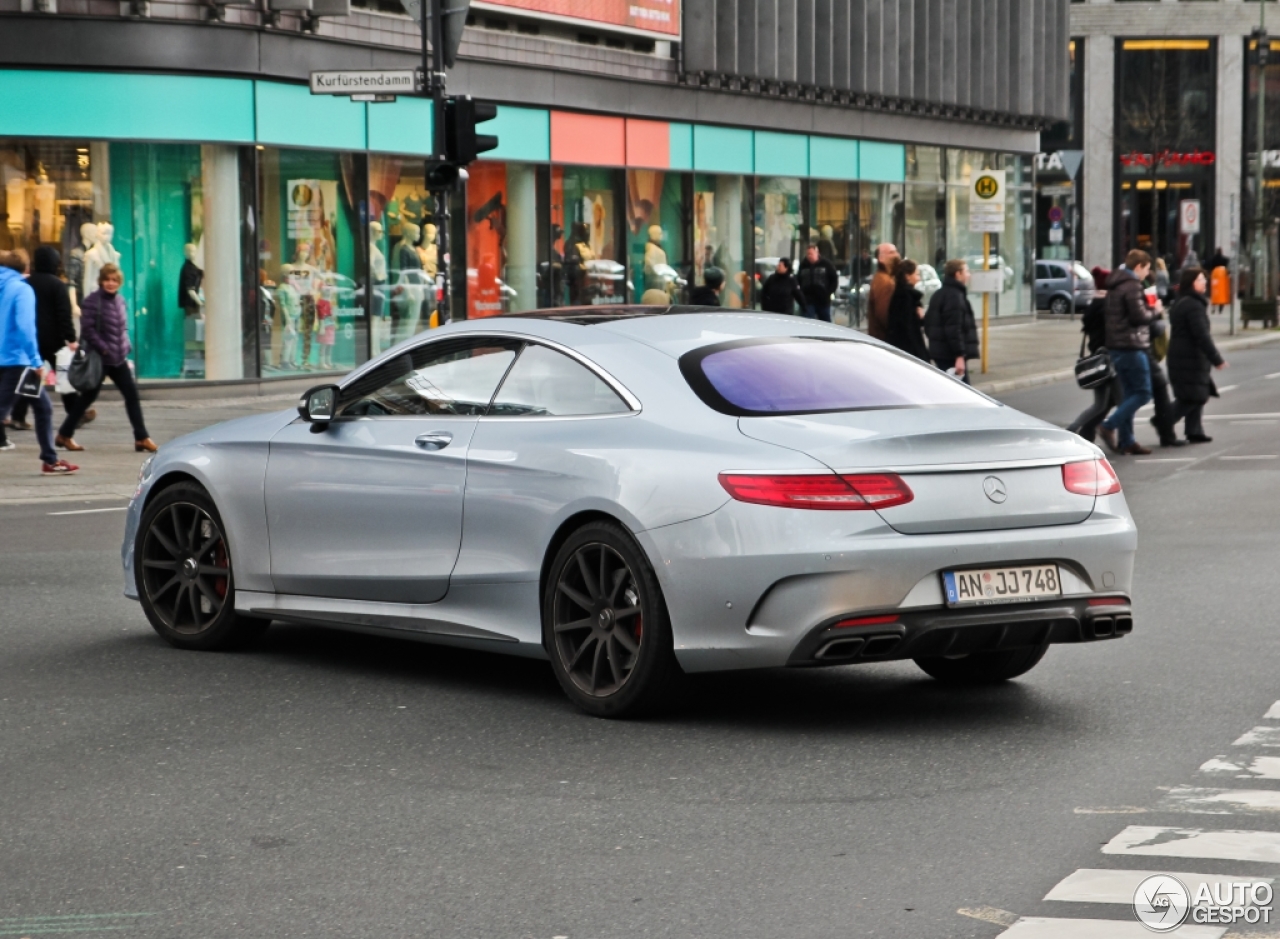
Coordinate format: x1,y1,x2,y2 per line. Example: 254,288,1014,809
122,307,1137,717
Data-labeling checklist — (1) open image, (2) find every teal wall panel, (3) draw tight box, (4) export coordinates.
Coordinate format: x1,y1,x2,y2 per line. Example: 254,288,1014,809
859,141,906,182
0,69,254,142
693,125,753,174
254,81,367,150
668,122,693,170
488,106,550,162
808,136,859,180
367,97,434,156
753,131,808,177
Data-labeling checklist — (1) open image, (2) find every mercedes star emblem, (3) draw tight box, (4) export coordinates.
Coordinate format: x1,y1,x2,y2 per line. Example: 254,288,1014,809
983,476,1008,504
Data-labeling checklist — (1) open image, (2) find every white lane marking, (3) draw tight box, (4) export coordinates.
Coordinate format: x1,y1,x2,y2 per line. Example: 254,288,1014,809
1220,455,1278,461
1074,806,1147,814
1102,826,1280,863
958,905,1020,926
47,506,128,516
1159,787,1280,815
1044,868,1271,904
1219,384,1239,393
1236,727,1280,747
1232,420,1279,426
1200,756,1280,779
1204,412,1280,420
1265,701,1280,720
996,917,1224,938
1136,458,1196,463
1265,372,1280,380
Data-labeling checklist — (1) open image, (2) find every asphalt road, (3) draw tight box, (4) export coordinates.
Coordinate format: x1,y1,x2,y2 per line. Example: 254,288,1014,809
2,350,1279,939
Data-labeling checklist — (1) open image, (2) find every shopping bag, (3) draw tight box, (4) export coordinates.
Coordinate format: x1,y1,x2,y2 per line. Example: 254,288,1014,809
54,346,75,395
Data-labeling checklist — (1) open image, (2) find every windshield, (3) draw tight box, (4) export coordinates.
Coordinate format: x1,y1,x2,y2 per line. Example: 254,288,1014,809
679,338,995,416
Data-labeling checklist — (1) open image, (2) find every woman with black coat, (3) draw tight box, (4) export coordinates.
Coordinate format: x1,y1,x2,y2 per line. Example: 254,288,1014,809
1166,266,1227,444
885,259,930,361
759,258,805,315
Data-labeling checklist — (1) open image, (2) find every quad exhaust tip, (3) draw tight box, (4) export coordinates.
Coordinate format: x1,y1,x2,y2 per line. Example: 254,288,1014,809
815,634,902,661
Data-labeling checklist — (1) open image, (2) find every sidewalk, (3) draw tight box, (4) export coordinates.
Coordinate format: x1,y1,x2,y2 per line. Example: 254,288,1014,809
2,318,1277,506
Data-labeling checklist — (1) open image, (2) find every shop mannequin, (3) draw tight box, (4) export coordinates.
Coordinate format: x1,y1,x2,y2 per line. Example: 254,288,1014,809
178,243,204,316
392,222,424,342
644,224,668,294
417,222,439,326
68,221,98,310
287,244,322,369
275,275,301,370
82,222,119,299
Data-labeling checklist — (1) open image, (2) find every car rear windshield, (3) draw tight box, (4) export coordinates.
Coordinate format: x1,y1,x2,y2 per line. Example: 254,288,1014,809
679,337,996,416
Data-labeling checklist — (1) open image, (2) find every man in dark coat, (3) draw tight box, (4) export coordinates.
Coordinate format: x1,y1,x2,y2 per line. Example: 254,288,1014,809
760,259,805,315
924,259,979,382
1166,266,1227,444
796,244,839,322
1098,250,1156,455
6,246,78,429
688,267,724,306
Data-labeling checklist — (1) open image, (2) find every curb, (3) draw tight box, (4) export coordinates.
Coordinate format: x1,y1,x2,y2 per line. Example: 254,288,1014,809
975,330,1280,396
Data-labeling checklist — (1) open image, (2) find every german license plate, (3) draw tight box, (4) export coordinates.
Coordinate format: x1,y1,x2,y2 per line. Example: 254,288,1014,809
942,565,1062,607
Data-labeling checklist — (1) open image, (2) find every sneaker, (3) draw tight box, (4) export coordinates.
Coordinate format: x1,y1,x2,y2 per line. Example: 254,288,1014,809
41,460,79,476
0,440,14,451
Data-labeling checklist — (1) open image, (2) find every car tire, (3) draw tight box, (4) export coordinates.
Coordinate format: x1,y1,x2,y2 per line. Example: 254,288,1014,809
134,481,269,651
913,644,1048,685
543,520,682,718
1049,296,1071,315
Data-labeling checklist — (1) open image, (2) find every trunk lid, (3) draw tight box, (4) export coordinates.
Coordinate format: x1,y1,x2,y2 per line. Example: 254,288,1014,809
738,407,1099,534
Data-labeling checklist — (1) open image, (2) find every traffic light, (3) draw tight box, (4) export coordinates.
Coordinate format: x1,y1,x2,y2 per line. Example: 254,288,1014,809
443,96,498,165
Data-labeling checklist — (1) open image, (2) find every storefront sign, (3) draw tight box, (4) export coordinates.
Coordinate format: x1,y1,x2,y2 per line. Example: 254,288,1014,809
471,0,679,38
1119,149,1215,169
969,169,1005,234
1180,199,1201,235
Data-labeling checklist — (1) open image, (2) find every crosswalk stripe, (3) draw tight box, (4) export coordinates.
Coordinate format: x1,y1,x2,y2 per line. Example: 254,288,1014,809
1238,726,1280,746
1159,787,1280,815
1043,868,1271,904
1102,826,1280,863
1200,755,1280,779
996,917,1225,938
1266,701,1280,720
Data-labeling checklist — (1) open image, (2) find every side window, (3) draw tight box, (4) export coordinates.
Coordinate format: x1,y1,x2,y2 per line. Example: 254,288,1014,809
488,344,631,417
1035,263,1051,280
340,338,520,417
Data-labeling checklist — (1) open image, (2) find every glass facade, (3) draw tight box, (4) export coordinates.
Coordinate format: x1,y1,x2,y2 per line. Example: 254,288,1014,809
0,134,1036,384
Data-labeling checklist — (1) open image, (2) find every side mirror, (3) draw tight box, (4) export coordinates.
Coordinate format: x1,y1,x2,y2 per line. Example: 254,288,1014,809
298,384,339,424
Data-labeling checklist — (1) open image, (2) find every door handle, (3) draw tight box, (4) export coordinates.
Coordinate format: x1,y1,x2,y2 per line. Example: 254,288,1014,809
414,432,453,451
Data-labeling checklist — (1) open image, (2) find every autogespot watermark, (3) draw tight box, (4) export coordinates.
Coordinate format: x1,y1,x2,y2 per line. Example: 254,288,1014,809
1133,874,1273,931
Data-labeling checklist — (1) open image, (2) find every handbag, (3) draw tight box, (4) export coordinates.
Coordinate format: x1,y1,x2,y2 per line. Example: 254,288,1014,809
1075,334,1115,390
67,345,104,394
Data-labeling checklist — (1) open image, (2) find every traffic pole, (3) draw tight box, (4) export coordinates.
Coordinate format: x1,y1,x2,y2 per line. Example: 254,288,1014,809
981,231,990,375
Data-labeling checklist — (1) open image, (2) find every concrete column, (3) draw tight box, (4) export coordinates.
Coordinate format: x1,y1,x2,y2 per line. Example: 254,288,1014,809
89,142,112,221
504,162,537,313
201,144,244,381
1082,34,1115,269
1217,34,1244,262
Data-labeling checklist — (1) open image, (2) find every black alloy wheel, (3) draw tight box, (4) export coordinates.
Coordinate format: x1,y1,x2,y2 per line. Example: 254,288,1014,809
135,482,268,650
543,521,681,718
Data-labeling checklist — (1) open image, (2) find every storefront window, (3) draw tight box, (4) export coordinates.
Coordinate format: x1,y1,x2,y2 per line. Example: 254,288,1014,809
693,174,750,308
808,180,857,325
464,160,541,319
258,147,366,376
368,156,437,353
626,169,687,304
553,166,626,306
753,176,803,307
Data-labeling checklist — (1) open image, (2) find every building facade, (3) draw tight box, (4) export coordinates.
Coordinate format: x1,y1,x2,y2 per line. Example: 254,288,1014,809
0,1,1069,384
1059,0,1273,294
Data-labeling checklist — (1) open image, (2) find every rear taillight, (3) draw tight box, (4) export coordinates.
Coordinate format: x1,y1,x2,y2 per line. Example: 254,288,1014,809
718,473,914,510
1062,459,1121,496
833,614,900,628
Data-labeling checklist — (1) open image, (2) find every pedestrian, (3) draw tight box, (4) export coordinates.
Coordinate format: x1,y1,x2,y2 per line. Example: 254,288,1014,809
1146,315,1182,448
1208,246,1230,273
1153,257,1170,303
1166,266,1228,444
759,258,804,315
924,259,979,383
7,246,84,432
0,251,78,475
1209,259,1232,316
885,258,930,361
1097,250,1156,456
56,264,157,453
865,242,899,341
796,244,839,322
688,267,724,306
1067,268,1123,443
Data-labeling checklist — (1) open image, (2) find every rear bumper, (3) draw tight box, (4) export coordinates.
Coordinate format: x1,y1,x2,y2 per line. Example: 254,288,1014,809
786,598,1132,667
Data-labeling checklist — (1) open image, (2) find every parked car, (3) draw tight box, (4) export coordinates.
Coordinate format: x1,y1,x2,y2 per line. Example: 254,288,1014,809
123,307,1136,718
1034,260,1095,314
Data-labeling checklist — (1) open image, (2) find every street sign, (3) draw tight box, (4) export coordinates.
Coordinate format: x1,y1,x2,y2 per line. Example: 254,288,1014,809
1180,199,1202,235
969,270,1003,293
969,169,1006,233
1049,227,1063,244
309,70,420,96
1048,205,1064,224
1058,150,1084,181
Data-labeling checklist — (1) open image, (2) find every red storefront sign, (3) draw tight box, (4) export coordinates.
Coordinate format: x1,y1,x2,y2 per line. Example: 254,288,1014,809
1119,150,1216,168
471,0,679,37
